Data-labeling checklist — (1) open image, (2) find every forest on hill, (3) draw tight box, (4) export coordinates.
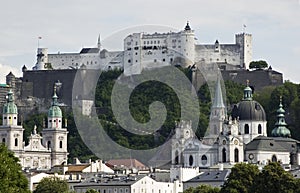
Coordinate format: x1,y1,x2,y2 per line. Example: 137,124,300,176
21,68,300,161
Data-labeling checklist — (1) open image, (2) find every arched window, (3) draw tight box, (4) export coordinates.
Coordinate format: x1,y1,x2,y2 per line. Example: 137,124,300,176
14,138,18,147
272,155,277,162
258,124,262,134
175,150,179,164
201,155,208,165
244,124,249,134
47,141,51,150
2,138,5,143
189,155,194,166
222,148,226,163
59,141,63,149
234,148,239,162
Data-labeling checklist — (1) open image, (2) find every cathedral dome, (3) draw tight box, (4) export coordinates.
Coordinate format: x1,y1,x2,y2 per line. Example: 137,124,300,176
231,82,266,121
232,100,266,121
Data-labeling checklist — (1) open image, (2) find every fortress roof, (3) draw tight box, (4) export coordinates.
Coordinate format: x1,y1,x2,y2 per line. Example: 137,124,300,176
80,48,100,54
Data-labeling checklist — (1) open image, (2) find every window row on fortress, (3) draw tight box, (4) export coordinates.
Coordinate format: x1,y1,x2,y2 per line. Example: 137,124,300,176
127,58,173,63
59,60,98,66
50,55,98,59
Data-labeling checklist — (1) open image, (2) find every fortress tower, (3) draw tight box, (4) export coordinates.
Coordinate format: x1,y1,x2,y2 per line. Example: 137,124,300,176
235,33,252,69
35,48,48,70
179,22,195,67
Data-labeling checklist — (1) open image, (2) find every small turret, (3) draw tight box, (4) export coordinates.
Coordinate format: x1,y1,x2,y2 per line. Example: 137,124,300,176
215,40,220,52
184,21,191,31
22,65,27,72
243,80,252,100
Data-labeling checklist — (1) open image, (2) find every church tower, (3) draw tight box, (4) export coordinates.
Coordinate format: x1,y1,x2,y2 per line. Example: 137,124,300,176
97,34,101,50
0,90,24,155
42,86,68,166
203,75,226,145
171,120,194,166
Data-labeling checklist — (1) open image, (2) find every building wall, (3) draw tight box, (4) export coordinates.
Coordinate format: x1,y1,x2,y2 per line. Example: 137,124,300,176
245,150,290,164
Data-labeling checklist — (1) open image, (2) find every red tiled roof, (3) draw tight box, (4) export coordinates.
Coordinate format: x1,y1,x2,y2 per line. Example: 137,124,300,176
106,159,148,170
67,164,90,173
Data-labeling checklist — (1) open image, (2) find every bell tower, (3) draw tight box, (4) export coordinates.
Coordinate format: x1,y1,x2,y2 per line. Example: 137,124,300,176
0,90,24,155
42,86,68,166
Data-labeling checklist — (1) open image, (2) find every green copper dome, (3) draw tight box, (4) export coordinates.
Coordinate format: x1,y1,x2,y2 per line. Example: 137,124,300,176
271,97,291,138
3,90,18,114
48,87,62,118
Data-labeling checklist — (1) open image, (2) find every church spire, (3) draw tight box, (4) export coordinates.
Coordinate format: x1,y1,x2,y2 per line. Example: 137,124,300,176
271,96,291,138
97,34,101,50
212,75,225,108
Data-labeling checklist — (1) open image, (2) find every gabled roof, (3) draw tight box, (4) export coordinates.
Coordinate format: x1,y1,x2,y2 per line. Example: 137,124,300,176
80,48,100,54
67,164,90,172
106,159,148,170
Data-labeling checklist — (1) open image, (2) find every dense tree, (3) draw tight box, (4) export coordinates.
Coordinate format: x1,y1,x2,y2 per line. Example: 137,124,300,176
252,162,296,193
184,184,220,193
21,69,300,162
249,60,268,69
33,176,69,193
0,144,30,193
220,163,259,193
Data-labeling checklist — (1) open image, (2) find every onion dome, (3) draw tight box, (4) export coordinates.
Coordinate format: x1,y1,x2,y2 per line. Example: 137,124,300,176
271,97,291,138
231,81,266,121
3,89,18,114
48,86,62,118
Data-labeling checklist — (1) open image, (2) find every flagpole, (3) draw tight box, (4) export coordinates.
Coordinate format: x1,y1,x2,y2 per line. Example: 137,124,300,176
38,37,42,48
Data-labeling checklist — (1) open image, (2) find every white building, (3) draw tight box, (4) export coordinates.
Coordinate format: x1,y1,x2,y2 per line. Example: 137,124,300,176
170,78,300,175
73,175,183,193
32,22,252,75
0,87,68,170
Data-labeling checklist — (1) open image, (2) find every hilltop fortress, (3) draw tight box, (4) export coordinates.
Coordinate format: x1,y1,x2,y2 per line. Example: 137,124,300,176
34,22,252,74
0,22,282,115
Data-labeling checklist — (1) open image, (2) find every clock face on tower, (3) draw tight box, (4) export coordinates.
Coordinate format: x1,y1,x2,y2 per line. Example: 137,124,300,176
234,140,238,145
222,140,226,145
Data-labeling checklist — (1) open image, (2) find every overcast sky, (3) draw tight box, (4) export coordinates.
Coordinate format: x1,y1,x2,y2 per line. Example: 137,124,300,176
0,0,299,83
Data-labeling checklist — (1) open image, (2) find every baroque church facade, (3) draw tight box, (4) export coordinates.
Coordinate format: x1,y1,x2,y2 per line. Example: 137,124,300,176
0,87,68,170
172,79,300,169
